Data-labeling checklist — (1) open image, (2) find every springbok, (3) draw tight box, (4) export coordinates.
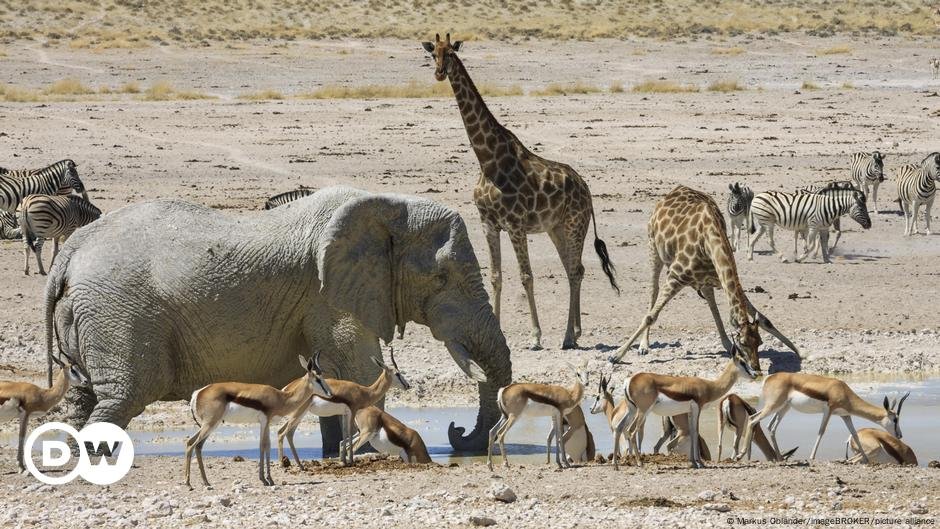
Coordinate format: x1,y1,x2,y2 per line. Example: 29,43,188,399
652,415,712,462
546,405,595,464
184,354,332,487
277,349,409,467
0,353,88,471
624,349,760,469
737,373,909,464
715,393,796,462
340,406,432,464
845,428,917,466
589,373,634,466
488,362,588,470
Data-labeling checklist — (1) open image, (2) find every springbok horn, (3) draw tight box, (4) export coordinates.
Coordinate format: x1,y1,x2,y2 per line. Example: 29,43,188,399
897,392,910,414
313,351,323,373
389,345,399,370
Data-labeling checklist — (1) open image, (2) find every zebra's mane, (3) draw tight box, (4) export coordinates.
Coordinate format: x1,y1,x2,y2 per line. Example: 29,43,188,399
921,152,940,164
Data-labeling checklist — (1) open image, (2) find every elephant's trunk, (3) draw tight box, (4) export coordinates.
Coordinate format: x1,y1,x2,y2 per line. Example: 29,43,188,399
447,307,511,453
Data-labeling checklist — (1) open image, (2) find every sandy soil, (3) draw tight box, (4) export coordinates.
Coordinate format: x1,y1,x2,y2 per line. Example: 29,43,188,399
1,35,939,525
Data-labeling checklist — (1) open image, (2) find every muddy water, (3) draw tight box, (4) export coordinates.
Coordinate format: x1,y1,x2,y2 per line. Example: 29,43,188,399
122,377,939,466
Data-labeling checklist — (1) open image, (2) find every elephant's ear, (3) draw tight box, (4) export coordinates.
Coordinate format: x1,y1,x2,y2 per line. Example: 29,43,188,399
317,195,406,343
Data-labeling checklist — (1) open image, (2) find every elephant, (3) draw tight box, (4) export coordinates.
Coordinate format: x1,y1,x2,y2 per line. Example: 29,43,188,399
43,186,511,453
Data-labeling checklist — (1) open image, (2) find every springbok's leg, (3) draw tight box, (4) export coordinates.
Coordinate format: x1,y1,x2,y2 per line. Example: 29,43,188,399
486,415,508,471
16,411,29,472
809,408,832,460
277,396,312,469
689,402,702,468
841,415,869,464
497,414,518,469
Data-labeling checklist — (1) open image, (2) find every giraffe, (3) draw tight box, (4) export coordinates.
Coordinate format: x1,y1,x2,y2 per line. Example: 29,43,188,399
607,186,800,365
422,33,618,350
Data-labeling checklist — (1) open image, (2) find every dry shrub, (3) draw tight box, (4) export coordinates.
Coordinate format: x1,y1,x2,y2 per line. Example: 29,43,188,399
711,47,745,55
609,81,624,93
142,81,213,101
707,79,745,92
531,82,602,96
119,82,141,94
801,80,820,90
0,84,41,102
238,89,285,100
632,80,699,93
816,45,852,55
300,81,520,99
841,81,855,89
44,78,94,95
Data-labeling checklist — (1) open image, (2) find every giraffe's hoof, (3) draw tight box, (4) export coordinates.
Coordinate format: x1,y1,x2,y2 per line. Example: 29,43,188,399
529,343,543,351
637,347,650,356
561,339,578,350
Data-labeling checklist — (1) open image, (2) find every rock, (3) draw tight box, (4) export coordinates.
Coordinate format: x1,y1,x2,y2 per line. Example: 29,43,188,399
832,501,843,511
911,502,928,515
594,453,607,464
928,460,939,469
470,515,497,526
218,497,233,507
489,483,517,503
699,490,718,501
233,455,245,462
704,503,731,512
184,514,209,525
379,507,392,516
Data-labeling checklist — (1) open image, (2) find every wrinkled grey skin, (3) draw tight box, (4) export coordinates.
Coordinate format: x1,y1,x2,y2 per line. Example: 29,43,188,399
45,186,511,453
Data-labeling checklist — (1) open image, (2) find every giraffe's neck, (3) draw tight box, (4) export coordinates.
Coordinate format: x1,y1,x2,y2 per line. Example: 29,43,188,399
446,56,506,164
708,235,751,329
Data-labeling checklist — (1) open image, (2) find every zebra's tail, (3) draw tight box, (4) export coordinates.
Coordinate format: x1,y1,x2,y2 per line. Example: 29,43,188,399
591,208,620,295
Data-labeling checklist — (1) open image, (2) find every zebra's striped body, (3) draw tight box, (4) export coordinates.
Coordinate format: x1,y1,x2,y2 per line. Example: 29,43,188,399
16,194,101,275
895,153,940,236
726,182,753,252
849,152,885,213
264,188,315,210
794,180,859,252
0,211,21,240
749,186,871,263
0,160,87,213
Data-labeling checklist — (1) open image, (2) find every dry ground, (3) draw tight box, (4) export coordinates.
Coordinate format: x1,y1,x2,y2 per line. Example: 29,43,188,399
0,35,939,526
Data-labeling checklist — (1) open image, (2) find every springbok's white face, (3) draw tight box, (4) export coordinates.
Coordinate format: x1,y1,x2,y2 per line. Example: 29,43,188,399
53,354,90,387
299,353,332,398
589,376,609,415
371,348,411,391
880,393,909,438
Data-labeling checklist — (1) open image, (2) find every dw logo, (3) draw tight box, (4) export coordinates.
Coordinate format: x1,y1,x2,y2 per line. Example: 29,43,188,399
24,422,134,485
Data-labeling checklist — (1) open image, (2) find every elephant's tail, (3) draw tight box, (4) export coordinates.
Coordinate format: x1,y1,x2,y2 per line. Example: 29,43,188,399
590,208,620,295
44,271,67,388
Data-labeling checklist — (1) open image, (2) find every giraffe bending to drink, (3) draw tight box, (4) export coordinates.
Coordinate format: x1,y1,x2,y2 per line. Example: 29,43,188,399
422,33,618,350
608,186,800,364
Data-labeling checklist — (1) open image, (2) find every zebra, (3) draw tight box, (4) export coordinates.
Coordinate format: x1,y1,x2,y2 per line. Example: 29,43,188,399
795,180,860,252
749,186,871,264
0,159,88,213
263,188,315,210
895,152,940,236
0,211,21,239
931,58,940,78
726,182,753,252
849,151,885,213
16,194,101,275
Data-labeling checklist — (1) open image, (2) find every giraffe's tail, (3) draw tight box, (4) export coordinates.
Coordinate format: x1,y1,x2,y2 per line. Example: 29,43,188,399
591,208,620,295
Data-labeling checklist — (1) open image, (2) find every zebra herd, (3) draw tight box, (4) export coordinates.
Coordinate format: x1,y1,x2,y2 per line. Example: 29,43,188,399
727,151,940,263
0,159,101,275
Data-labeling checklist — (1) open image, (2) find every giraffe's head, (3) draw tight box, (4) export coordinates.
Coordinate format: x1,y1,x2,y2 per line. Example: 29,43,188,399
422,33,463,82
733,320,763,377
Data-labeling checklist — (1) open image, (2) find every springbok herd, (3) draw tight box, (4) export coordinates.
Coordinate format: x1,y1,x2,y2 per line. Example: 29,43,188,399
0,34,932,486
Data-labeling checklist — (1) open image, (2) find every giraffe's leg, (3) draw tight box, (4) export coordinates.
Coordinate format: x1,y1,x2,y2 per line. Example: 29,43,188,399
508,232,542,350
639,243,663,354
700,287,733,353
483,223,502,323
609,277,682,363
548,223,586,350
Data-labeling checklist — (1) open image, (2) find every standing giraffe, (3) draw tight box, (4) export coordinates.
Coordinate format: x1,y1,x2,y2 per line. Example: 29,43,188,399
422,33,618,350
608,186,800,364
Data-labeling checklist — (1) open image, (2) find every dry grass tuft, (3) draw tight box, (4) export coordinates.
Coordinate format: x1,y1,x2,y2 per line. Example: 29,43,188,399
801,80,821,90
609,81,624,93
632,80,699,93
44,78,94,95
119,82,141,94
841,81,855,90
711,47,745,56
707,79,745,92
238,89,286,100
530,82,602,96
816,45,852,55
141,81,214,101
300,81,521,99
0,84,42,102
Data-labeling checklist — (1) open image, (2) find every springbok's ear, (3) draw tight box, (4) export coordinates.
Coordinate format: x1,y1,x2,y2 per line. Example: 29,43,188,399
298,355,308,370
883,395,890,411
421,42,434,53
452,40,463,52
729,183,735,192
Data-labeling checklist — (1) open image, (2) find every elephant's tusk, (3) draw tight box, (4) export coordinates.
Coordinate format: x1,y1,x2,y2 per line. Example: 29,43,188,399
444,341,488,383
